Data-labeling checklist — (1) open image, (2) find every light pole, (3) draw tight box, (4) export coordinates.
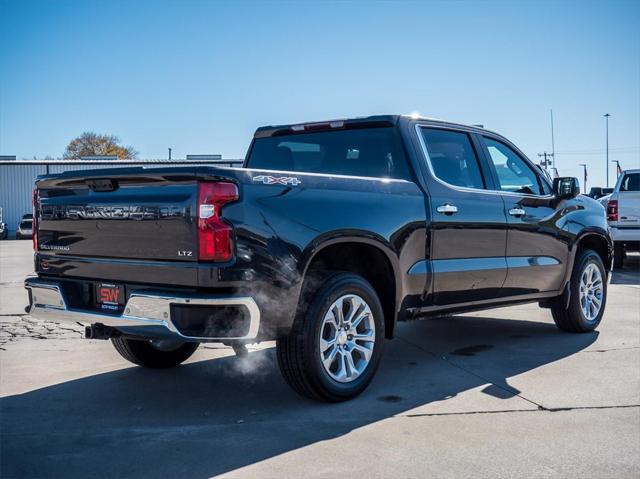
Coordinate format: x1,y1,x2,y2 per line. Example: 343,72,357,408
604,113,610,187
550,109,555,170
612,160,622,178
579,163,587,192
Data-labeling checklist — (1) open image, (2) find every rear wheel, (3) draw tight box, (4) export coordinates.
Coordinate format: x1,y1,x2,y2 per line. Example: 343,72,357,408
551,248,607,332
277,273,385,402
111,337,199,368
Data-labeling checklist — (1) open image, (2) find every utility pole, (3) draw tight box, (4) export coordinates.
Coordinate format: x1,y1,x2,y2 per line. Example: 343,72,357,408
168,148,172,160
579,163,587,192
604,113,610,187
537,151,554,170
550,109,555,170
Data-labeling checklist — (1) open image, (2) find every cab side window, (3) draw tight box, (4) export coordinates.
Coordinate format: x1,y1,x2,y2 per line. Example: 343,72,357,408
419,128,485,189
483,137,544,195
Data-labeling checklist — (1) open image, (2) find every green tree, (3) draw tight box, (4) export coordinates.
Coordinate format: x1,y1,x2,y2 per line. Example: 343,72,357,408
63,132,138,160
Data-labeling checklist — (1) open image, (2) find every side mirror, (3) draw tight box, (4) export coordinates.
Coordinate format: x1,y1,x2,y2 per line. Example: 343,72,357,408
553,177,580,199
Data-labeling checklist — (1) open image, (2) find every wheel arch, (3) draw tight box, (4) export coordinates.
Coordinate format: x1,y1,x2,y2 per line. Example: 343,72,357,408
300,234,402,339
558,229,613,308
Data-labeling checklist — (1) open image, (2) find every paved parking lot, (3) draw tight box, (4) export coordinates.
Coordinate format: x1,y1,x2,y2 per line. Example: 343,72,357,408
1,240,639,478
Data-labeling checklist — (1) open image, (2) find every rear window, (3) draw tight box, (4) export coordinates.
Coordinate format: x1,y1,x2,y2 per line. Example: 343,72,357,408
246,127,411,179
20,220,32,228
620,173,639,192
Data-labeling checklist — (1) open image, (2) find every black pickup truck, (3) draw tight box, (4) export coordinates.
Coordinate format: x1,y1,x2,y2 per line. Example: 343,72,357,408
25,115,612,401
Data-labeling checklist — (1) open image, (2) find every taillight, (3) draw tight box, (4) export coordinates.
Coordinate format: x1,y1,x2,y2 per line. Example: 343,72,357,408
32,188,38,251
607,199,618,222
197,182,238,262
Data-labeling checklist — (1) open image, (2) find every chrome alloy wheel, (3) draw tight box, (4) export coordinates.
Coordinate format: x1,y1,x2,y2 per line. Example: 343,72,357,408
579,263,604,321
319,294,376,383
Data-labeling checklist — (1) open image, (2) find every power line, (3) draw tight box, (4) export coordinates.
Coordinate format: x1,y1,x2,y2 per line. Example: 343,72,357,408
554,147,638,155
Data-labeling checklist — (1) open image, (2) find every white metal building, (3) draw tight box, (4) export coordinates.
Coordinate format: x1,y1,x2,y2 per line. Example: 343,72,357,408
0,158,243,236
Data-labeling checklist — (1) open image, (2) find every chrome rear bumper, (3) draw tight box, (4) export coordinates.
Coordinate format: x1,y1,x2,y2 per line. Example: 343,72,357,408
24,277,260,342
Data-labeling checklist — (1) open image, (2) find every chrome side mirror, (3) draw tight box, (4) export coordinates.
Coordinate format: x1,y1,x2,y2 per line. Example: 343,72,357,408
553,177,580,199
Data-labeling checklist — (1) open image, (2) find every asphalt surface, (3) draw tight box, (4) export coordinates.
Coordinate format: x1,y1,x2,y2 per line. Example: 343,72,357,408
1,240,639,478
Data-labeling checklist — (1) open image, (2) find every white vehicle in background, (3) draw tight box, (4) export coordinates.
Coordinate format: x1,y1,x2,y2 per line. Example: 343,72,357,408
606,169,640,267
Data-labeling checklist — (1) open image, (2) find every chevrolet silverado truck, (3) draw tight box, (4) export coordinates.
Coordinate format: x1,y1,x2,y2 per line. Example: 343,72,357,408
605,169,640,268
25,115,612,401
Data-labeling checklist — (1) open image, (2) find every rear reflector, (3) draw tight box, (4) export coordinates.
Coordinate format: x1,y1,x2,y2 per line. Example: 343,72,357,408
197,182,238,262
606,199,618,222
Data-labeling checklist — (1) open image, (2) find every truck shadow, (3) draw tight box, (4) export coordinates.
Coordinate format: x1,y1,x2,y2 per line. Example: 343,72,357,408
1,315,597,478
610,252,640,285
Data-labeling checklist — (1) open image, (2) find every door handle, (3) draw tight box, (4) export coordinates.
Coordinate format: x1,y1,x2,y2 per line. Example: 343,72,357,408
437,203,458,215
509,207,526,217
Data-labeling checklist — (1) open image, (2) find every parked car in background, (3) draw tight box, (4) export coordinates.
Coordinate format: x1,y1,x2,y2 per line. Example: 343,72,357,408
25,115,612,401
16,218,33,240
589,187,614,199
606,169,640,267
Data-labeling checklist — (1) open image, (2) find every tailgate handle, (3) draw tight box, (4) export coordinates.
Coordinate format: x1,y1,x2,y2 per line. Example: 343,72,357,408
87,179,118,192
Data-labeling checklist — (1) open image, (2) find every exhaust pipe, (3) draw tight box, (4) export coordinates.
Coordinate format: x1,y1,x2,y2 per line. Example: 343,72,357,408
85,323,118,340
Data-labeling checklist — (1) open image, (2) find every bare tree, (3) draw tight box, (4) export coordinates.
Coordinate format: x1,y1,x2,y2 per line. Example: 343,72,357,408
63,132,138,160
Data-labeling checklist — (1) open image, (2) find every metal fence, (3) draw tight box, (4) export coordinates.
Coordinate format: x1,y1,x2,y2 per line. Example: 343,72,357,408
0,160,243,235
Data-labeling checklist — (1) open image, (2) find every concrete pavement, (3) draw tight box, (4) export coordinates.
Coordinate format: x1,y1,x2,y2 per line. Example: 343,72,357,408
1,240,638,478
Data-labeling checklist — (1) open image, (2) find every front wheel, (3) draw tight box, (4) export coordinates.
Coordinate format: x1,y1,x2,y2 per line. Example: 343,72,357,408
111,337,199,368
551,248,607,332
277,273,385,402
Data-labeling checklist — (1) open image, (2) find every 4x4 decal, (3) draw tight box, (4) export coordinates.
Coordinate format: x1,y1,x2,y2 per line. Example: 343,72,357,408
252,175,301,186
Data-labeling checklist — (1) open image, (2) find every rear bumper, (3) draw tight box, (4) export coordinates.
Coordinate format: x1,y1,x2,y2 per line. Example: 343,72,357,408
610,226,640,243
24,277,260,342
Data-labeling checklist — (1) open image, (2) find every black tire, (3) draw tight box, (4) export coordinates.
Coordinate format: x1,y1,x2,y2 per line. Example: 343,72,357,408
551,248,607,333
613,243,625,269
111,337,199,368
276,272,385,402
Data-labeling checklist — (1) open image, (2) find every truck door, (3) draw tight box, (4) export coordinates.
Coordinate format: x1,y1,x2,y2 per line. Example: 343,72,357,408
415,125,508,305
479,135,567,295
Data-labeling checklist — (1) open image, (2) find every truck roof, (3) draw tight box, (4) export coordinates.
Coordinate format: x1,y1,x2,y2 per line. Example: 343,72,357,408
254,114,493,138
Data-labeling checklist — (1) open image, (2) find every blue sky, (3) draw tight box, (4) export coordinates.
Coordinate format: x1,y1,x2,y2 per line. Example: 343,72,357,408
1,0,638,188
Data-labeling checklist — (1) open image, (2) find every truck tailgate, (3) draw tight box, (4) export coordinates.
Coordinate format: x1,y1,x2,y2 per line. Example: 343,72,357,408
36,168,198,262
618,191,640,227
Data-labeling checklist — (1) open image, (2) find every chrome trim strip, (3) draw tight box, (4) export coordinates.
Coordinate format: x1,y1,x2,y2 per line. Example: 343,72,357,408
432,257,507,274
506,256,560,268
407,260,429,275
25,278,260,341
414,124,555,199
